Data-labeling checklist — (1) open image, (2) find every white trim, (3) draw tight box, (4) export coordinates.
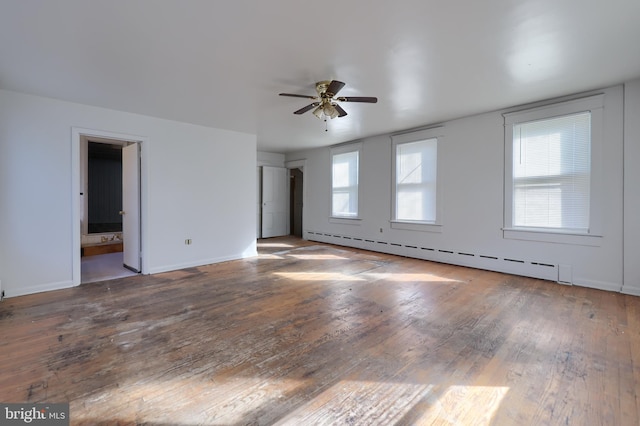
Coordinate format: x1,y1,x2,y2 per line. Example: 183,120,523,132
390,221,443,233
503,94,605,244
503,228,602,246
329,217,362,225
286,158,307,239
147,253,251,275
503,94,605,124
285,159,305,171
330,142,363,219
573,278,622,293
621,285,640,297
71,127,148,286
330,141,363,155
5,280,74,298
71,129,81,285
391,126,444,142
391,127,444,226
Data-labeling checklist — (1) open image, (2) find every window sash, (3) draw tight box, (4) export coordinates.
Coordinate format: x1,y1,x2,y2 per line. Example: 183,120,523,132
394,138,437,222
331,149,359,217
511,111,591,232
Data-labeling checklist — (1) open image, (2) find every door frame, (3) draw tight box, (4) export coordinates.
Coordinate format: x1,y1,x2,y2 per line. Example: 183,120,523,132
71,127,148,285
121,142,141,272
285,159,307,238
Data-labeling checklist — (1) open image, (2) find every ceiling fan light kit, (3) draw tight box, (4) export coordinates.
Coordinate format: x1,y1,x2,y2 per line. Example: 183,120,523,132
279,80,377,122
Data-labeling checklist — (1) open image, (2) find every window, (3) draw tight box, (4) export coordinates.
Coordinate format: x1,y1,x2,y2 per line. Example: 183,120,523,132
395,139,437,221
504,94,604,243
512,112,591,230
391,128,442,231
331,143,361,218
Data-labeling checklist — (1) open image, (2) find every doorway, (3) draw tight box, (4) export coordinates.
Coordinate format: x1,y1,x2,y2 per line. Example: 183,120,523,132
86,141,123,234
72,128,144,286
285,159,306,239
289,168,303,237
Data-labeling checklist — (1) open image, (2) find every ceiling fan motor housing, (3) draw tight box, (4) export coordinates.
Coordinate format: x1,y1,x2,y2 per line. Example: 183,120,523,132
316,81,331,97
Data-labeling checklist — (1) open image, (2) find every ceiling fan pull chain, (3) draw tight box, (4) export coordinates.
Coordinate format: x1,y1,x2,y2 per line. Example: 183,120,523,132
325,118,328,132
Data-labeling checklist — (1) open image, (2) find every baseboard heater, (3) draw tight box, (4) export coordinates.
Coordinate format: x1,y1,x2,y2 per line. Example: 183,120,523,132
304,230,558,282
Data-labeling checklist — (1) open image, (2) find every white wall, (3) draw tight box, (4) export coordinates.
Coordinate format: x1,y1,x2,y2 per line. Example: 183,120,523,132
624,78,640,295
287,84,629,293
257,151,285,167
0,89,257,297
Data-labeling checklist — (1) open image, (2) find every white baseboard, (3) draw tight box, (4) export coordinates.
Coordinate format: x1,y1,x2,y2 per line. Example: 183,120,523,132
573,278,622,293
5,280,75,298
148,253,249,275
621,285,640,297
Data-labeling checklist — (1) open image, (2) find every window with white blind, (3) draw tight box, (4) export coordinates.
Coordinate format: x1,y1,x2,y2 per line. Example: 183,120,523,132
395,138,437,221
331,143,361,219
504,94,604,243
513,112,591,230
391,128,443,231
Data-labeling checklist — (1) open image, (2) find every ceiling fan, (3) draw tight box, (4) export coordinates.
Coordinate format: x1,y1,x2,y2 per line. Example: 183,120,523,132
279,80,378,120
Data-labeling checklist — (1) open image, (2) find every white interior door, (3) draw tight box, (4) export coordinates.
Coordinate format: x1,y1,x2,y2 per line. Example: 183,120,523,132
122,143,141,272
261,166,288,238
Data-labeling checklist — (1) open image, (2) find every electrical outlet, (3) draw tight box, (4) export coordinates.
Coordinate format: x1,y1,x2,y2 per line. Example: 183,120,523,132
380,228,383,233
185,239,192,245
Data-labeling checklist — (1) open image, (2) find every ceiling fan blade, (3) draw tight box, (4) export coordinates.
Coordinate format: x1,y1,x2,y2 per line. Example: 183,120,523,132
334,104,348,117
326,80,346,96
293,102,320,115
279,93,318,100
337,96,378,103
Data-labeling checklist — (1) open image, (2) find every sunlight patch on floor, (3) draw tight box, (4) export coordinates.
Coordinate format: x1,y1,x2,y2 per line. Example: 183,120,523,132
257,242,294,248
63,350,507,426
71,376,303,425
286,254,349,260
364,272,463,284
258,253,285,259
277,380,435,424
277,381,508,425
273,271,462,284
274,272,365,281
416,385,510,425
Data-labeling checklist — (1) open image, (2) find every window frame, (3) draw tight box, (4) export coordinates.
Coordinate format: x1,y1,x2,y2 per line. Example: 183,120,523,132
390,128,443,233
330,142,363,222
503,94,604,245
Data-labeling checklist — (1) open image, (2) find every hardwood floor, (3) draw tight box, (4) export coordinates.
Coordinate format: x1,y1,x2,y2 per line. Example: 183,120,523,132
1,237,639,425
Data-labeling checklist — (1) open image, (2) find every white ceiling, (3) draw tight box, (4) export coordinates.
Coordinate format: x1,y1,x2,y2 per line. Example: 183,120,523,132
1,1,639,153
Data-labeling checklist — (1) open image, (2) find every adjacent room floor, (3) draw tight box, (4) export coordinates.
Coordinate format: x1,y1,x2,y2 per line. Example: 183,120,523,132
81,252,137,284
1,237,639,425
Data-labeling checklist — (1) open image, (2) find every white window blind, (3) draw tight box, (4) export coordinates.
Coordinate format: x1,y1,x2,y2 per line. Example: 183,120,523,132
512,112,591,231
332,150,359,217
395,138,437,222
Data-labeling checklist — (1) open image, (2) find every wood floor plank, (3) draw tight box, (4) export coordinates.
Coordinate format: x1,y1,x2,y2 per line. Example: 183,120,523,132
0,236,638,425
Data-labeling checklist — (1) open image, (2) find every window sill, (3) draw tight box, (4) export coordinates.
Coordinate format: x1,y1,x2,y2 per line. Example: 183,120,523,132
329,217,362,225
390,220,442,233
503,228,602,246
